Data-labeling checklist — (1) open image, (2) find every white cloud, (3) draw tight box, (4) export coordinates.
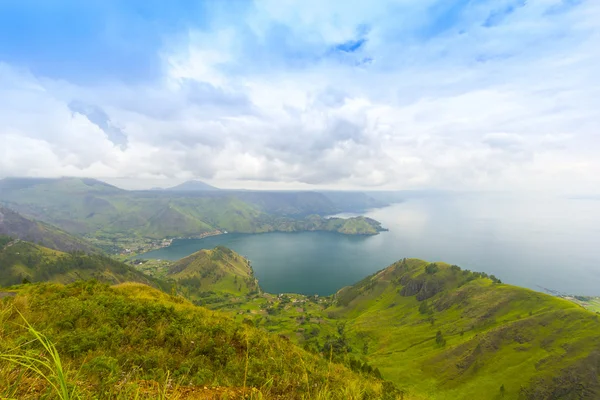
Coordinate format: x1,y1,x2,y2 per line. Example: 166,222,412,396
0,0,599,193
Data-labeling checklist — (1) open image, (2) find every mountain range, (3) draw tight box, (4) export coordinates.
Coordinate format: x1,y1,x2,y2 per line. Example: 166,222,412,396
0,177,388,253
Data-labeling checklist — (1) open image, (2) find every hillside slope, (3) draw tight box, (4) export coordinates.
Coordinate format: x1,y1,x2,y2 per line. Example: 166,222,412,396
0,282,399,399
168,246,260,305
0,206,96,252
196,253,600,399
329,259,600,399
0,239,164,288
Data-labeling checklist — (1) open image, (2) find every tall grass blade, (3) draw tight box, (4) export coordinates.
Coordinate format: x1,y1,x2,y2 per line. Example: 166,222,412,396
0,308,75,400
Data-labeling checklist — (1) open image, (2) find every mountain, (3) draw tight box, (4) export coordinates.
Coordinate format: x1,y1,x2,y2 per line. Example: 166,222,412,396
0,178,385,253
0,206,96,253
166,179,220,191
328,259,600,399
0,239,164,288
0,281,396,399
167,246,260,305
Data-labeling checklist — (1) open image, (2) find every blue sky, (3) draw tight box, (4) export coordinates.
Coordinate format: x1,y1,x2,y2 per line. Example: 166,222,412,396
0,0,598,192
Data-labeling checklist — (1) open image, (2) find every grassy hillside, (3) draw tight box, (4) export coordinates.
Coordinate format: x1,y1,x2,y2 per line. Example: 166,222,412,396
328,259,600,399
319,216,385,235
167,246,260,306
0,206,96,253
0,239,164,289
192,255,600,399
0,178,386,253
0,281,401,399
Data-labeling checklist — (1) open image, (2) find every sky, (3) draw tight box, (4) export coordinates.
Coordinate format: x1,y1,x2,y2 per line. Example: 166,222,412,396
0,0,598,191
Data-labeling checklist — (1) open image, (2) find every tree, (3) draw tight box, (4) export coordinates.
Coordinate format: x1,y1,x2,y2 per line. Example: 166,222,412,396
425,263,439,274
435,330,446,346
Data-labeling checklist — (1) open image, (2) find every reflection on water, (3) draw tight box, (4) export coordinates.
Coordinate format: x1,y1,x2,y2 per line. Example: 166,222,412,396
142,194,600,296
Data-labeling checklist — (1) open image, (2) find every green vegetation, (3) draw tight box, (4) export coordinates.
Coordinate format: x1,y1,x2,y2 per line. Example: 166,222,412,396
3,235,599,399
167,246,260,306
181,254,600,399
0,206,97,253
0,281,399,399
0,178,386,253
566,295,600,313
0,240,164,289
135,251,600,399
326,259,600,399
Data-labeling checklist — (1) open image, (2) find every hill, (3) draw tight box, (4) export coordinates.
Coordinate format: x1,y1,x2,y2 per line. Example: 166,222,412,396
166,179,220,191
199,256,600,399
167,246,260,306
0,281,399,399
328,259,600,399
0,238,164,289
0,206,96,253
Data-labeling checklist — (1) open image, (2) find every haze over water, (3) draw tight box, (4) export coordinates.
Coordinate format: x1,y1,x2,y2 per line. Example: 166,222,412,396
142,194,600,296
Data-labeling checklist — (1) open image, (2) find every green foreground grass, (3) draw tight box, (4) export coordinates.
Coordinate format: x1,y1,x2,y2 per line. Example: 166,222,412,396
0,281,403,399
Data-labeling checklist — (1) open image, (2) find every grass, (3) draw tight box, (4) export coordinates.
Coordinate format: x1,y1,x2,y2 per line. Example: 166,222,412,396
3,239,600,399
0,281,402,399
1,310,75,399
199,258,600,400
323,259,600,399
0,241,167,289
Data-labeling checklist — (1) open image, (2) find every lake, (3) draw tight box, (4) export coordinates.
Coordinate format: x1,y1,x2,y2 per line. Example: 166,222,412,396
140,193,600,296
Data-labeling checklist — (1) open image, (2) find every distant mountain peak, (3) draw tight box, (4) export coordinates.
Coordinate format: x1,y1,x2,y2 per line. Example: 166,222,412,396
167,180,219,191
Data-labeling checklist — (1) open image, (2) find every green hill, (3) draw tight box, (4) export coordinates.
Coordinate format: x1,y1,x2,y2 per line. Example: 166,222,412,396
0,239,164,289
0,206,96,253
167,246,260,305
201,256,600,400
0,281,398,399
328,259,600,399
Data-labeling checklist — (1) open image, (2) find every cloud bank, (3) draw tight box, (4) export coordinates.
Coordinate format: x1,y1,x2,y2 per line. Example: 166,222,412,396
0,0,598,192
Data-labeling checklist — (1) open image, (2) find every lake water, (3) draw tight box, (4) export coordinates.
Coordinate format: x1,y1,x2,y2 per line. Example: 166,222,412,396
140,194,600,296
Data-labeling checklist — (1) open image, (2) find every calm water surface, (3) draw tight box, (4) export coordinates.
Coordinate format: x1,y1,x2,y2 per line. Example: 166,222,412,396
141,194,600,296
